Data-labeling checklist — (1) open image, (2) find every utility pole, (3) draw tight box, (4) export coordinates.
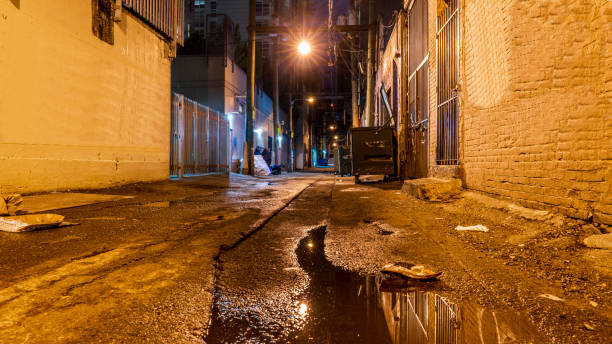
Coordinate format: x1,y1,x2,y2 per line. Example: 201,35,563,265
272,0,280,166
364,0,376,127
289,96,294,172
350,1,359,128
245,0,256,175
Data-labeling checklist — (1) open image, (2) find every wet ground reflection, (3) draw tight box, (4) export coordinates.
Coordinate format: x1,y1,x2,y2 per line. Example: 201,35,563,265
206,226,544,343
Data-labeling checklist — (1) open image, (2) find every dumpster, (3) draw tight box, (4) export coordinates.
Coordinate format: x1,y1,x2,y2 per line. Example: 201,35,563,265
350,127,396,182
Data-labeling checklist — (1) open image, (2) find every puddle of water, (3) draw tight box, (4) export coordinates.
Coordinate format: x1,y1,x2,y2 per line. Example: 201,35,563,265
206,227,544,343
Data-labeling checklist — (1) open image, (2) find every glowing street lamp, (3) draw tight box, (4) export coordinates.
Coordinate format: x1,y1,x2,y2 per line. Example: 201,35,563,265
307,97,315,103
297,41,312,56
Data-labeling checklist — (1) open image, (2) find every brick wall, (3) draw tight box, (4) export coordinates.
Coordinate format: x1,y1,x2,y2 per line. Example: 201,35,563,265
428,0,612,224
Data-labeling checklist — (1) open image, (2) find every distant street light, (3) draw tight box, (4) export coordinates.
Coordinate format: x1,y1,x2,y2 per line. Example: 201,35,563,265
298,41,312,55
329,125,336,130
307,97,315,103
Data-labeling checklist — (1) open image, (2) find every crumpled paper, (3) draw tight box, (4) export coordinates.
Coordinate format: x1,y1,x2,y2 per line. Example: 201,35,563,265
0,194,24,216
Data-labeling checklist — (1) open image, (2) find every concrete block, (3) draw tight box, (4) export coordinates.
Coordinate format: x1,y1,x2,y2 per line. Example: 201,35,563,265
583,234,612,250
402,178,463,201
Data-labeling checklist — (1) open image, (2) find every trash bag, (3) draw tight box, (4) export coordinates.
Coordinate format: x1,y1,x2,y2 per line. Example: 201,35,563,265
254,155,271,176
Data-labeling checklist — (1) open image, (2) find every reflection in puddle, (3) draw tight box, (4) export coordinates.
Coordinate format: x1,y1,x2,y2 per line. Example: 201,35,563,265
206,227,543,343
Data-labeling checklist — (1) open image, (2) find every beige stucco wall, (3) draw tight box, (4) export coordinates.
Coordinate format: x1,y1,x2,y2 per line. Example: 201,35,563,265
426,0,612,223
0,1,172,194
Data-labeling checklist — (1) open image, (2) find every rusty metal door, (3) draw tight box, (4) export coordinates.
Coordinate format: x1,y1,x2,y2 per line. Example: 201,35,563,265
407,0,429,178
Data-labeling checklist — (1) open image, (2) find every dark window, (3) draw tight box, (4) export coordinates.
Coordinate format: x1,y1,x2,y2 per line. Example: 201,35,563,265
92,0,114,45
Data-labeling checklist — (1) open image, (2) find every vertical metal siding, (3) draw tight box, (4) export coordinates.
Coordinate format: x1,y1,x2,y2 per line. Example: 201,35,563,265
170,93,230,177
122,0,184,44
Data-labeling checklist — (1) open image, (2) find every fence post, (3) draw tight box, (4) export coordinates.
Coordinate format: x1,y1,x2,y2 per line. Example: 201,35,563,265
217,111,221,173
178,94,185,178
193,104,198,174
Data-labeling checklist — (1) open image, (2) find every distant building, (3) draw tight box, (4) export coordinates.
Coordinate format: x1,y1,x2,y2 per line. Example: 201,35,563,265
0,0,184,193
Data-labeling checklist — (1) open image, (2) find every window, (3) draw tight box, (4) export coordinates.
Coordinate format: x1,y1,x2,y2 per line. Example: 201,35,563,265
195,0,206,8
210,0,217,13
256,0,271,17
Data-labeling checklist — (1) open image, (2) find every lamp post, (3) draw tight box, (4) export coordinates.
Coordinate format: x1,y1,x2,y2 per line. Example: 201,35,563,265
288,96,314,172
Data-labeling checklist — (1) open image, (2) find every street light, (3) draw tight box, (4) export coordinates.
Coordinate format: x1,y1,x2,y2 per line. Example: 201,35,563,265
307,97,315,103
297,41,311,56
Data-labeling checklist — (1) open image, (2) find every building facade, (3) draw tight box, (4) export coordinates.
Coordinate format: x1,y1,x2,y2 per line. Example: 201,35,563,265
0,0,183,194
377,0,612,224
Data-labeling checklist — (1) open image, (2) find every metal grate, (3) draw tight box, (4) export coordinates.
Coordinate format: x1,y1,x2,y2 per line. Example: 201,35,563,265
436,0,459,165
122,0,185,44
170,93,230,177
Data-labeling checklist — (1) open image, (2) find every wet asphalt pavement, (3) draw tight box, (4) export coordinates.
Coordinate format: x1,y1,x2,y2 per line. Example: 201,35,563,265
206,179,546,344
0,173,321,343
1,173,610,343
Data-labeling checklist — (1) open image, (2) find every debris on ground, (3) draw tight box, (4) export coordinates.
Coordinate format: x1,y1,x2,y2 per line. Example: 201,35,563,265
583,233,612,249
381,263,442,280
537,293,564,302
0,194,24,216
583,323,595,331
0,214,67,232
340,187,371,192
455,224,489,232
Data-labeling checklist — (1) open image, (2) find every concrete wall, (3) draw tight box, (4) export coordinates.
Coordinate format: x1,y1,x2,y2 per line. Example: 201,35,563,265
0,1,172,194
426,0,612,223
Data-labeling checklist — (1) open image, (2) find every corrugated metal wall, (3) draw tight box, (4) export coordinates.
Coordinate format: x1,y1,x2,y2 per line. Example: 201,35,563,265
122,0,185,44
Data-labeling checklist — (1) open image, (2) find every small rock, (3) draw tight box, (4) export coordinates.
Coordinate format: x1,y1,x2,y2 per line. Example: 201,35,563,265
581,224,600,235
518,244,525,247
589,301,598,307
583,323,595,331
509,255,516,259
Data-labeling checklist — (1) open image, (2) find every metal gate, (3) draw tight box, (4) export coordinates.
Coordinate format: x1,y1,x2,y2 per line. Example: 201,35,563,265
436,0,459,165
170,93,230,177
435,294,459,344
407,0,429,178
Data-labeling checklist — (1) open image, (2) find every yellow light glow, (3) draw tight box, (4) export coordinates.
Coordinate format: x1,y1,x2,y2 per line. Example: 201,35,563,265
334,135,338,139
298,41,312,55
307,242,313,248
298,303,308,316
307,97,315,103
330,125,335,130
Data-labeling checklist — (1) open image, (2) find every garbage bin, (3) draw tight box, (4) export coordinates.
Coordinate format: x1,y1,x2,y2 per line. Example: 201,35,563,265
350,127,396,182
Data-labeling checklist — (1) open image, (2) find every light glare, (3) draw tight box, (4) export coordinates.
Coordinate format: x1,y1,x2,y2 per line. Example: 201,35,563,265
298,41,312,55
